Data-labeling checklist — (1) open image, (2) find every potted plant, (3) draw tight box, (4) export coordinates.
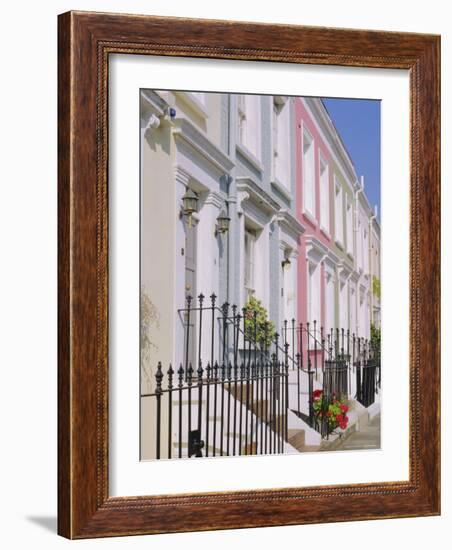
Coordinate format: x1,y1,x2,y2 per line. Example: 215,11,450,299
312,389,349,432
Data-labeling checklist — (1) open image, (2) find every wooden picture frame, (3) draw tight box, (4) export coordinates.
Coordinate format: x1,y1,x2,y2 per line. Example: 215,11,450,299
58,10,440,539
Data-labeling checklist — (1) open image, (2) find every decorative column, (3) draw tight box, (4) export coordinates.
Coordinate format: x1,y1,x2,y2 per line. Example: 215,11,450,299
174,166,192,368
197,190,223,362
236,190,249,309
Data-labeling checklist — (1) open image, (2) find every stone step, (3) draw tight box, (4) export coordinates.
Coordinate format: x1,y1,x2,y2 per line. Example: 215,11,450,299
288,429,306,451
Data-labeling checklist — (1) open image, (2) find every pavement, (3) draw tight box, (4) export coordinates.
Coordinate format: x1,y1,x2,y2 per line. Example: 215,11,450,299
333,413,381,451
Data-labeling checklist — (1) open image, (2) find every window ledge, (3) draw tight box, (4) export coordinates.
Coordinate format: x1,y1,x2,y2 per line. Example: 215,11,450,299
303,209,318,227
236,142,264,173
320,226,331,240
271,177,292,201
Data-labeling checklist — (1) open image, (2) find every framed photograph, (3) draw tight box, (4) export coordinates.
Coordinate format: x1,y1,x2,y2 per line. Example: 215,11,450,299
58,11,440,538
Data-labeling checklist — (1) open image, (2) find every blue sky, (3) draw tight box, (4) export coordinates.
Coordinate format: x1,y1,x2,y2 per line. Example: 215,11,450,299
321,98,381,220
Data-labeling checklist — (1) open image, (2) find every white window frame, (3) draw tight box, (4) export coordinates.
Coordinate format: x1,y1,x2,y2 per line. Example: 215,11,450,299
350,283,357,336
334,175,344,247
325,272,335,334
339,279,349,331
363,227,369,274
359,291,366,338
302,126,316,220
308,262,321,333
244,228,256,301
346,196,353,256
281,247,295,323
237,94,247,146
357,219,363,271
319,154,329,234
237,94,261,161
273,97,291,190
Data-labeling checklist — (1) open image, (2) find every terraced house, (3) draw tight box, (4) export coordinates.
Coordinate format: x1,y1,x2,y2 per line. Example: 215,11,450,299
140,89,380,460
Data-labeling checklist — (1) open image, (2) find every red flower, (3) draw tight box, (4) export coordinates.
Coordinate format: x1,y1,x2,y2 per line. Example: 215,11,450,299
336,414,344,423
340,404,349,413
326,411,332,417
312,389,322,399
339,421,347,430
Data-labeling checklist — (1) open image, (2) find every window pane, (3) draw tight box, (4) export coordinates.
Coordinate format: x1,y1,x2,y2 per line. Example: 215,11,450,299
303,130,315,216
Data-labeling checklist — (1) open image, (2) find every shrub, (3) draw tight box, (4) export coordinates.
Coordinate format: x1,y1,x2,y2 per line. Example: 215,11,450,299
243,296,276,349
372,276,381,300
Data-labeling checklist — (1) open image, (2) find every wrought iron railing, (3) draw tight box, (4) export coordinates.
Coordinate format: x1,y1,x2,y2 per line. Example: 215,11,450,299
142,358,288,459
142,293,381,458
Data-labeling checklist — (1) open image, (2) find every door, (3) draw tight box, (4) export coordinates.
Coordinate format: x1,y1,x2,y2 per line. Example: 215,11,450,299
184,221,197,369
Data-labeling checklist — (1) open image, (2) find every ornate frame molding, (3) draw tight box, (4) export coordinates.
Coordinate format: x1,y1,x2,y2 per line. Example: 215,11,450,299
58,11,440,538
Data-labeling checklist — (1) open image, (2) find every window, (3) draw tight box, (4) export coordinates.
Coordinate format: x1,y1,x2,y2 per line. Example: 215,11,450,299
350,284,357,336
346,197,353,255
339,280,348,331
363,228,369,274
308,263,321,331
359,292,366,338
357,219,363,270
238,95,246,144
334,176,344,245
302,128,315,218
325,273,335,333
244,229,256,300
273,97,290,188
237,94,261,160
320,155,329,232
281,248,295,322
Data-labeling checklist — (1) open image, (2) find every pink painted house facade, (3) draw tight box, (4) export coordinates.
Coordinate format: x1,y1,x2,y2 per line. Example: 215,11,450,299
295,98,336,362
294,96,378,368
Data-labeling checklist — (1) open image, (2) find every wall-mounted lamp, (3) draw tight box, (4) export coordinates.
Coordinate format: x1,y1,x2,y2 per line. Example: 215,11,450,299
281,258,291,269
215,209,231,236
181,188,198,227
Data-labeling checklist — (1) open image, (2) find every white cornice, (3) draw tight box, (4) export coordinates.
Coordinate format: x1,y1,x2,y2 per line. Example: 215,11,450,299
337,259,354,283
174,166,191,186
305,235,329,265
372,216,381,234
172,118,234,175
140,90,168,120
303,97,378,220
358,186,375,218
203,190,224,210
236,177,280,215
325,248,340,268
237,190,250,215
277,210,305,239
304,98,358,190
141,90,174,138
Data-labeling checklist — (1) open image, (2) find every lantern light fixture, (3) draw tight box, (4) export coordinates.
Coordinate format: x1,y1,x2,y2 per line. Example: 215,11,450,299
215,209,231,236
281,257,291,269
181,188,199,227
